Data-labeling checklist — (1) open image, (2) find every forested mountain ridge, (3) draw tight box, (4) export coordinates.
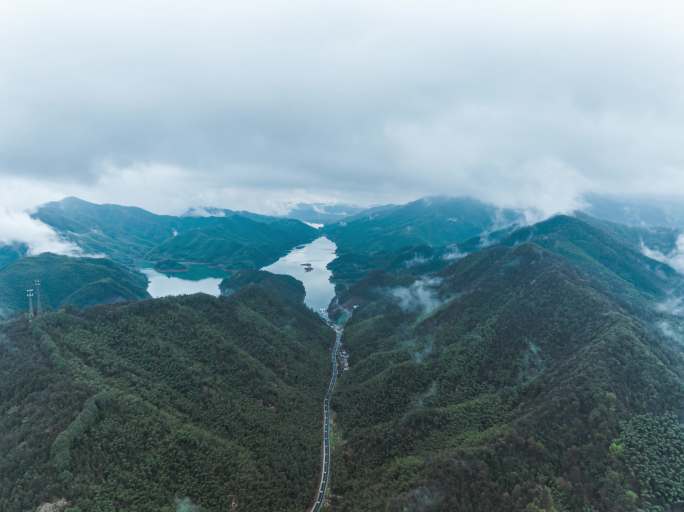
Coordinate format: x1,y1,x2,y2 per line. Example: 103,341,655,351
330,219,684,511
0,253,150,318
145,216,315,270
323,197,523,300
0,286,334,512
0,242,27,270
329,213,684,316
33,197,318,271
33,197,179,264
4,196,684,512
324,196,522,255
220,269,306,304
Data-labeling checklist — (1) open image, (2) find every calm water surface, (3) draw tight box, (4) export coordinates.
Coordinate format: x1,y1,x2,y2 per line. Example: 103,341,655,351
262,236,337,313
142,236,337,307
143,269,222,298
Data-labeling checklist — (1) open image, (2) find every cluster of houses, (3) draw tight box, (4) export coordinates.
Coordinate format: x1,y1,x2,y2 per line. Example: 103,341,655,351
339,349,350,372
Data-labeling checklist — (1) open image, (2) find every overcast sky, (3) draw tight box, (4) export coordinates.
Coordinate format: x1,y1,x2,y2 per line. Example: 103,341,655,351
1,0,684,228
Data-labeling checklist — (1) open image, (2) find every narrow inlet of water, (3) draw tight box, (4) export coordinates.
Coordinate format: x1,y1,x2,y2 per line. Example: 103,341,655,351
261,236,337,314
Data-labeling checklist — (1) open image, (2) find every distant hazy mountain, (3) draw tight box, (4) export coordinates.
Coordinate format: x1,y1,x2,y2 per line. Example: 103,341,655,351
322,197,524,294
34,197,318,271
183,206,279,224
286,202,365,225
583,194,684,228
0,253,150,317
324,197,523,255
0,243,27,270
183,206,235,217
34,197,183,264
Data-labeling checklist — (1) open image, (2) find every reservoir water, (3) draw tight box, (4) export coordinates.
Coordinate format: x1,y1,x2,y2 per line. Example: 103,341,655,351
142,236,337,308
143,268,222,298
262,236,337,313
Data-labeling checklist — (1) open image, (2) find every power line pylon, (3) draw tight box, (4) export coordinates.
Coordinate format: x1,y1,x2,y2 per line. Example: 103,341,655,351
34,279,42,316
26,289,35,319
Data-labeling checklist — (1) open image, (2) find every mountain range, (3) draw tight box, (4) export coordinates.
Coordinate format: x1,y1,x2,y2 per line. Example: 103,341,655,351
34,197,318,270
330,214,684,511
1,194,683,511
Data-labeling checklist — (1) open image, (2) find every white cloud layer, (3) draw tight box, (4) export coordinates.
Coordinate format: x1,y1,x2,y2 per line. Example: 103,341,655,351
642,235,684,274
0,177,81,255
1,1,684,216
0,208,80,256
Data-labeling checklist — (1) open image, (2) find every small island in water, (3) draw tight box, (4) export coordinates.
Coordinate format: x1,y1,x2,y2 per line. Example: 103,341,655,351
153,259,188,273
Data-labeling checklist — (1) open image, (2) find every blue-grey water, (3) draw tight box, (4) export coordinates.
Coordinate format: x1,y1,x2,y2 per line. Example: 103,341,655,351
143,268,222,298
142,236,337,307
262,236,337,313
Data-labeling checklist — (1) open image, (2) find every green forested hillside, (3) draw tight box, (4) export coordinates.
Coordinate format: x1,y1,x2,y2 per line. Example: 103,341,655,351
0,243,27,270
330,237,684,511
503,215,678,292
0,253,150,317
33,197,180,265
324,197,522,304
7,198,684,512
146,216,317,270
220,269,306,304
324,197,521,255
0,287,334,512
34,197,318,270
574,212,680,255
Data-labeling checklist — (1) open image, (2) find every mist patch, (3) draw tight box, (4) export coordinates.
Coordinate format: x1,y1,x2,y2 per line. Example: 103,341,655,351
390,277,443,314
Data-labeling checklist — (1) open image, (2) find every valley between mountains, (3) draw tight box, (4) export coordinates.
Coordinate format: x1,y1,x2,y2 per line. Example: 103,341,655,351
0,196,683,512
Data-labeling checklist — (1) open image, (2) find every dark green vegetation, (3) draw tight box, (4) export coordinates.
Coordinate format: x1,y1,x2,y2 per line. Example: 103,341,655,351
153,259,188,273
500,215,683,312
0,242,27,270
328,245,457,317
0,286,334,512
0,253,150,317
220,269,306,304
613,413,684,507
145,216,315,270
34,197,318,271
324,196,520,256
34,197,182,266
575,213,680,256
5,195,684,511
324,197,522,301
330,215,684,512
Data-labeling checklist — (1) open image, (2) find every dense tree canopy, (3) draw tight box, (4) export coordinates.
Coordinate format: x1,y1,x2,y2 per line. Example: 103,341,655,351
0,287,334,512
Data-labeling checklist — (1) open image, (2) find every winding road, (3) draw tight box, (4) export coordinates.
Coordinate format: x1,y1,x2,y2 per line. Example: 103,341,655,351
310,324,343,512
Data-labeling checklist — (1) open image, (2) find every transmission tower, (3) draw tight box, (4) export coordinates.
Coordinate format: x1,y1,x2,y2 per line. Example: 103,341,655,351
26,289,35,319
34,279,42,316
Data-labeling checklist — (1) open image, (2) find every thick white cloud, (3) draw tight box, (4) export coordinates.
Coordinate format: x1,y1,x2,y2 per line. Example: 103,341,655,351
0,177,81,255
1,0,683,215
0,208,80,255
